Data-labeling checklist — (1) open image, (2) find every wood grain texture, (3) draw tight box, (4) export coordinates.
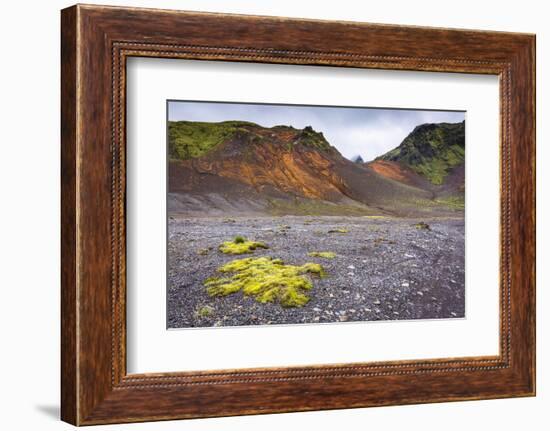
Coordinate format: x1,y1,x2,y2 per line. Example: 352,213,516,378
60,4,536,425
60,5,78,425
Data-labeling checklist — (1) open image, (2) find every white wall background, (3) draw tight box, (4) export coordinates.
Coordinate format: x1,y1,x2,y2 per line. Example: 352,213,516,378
0,0,546,429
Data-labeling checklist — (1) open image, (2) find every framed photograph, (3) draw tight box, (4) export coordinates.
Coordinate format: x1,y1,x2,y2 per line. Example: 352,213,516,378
61,4,536,425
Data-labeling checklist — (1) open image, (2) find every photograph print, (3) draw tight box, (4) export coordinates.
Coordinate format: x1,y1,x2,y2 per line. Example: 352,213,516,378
167,101,466,329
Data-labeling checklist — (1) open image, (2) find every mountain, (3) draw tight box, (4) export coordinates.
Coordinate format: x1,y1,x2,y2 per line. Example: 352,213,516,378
168,120,463,216
351,155,364,164
375,121,465,186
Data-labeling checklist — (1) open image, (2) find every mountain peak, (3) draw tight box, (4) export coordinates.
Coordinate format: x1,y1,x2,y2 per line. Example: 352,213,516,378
351,155,364,164
377,121,465,185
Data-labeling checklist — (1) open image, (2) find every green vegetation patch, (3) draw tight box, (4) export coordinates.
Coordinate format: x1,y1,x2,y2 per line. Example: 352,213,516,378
267,198,378,216
205,257,325,307
308,251,336,259
168,120,256,160
434,195,465,210
414,222,431,230
196,305,214,318
295,126,333,151
168,121,336,160
378,121,465,185
328,228,349,234
219,236,268,255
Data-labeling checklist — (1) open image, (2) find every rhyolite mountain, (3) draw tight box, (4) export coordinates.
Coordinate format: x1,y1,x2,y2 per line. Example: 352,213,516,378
168,120,465,216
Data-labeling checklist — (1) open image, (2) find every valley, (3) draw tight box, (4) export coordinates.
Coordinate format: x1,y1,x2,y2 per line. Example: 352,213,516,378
166,117,466,328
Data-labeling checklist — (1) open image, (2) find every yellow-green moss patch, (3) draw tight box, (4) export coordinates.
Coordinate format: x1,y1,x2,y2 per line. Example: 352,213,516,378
328,228,349,234
196,305,214,318
219,237,268,255
308,251,336,259
205,257,325,307
414,222,431,230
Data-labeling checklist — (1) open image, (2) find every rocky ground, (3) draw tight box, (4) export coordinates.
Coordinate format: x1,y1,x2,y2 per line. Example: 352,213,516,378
167,215,465,329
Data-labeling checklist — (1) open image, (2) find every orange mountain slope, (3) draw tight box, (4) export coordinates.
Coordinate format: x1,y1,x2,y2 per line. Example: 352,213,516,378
168,121,462,216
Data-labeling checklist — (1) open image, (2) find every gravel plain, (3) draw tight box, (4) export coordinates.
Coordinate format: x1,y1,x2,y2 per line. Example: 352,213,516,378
167,216,465,329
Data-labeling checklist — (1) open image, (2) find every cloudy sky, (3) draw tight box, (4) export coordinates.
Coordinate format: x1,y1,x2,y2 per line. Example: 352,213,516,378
168,101,465,162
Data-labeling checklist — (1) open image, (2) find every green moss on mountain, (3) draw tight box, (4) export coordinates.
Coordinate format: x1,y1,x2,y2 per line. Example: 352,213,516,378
295,126,332,151
168,120,256,160
168,121,333,160
378,121,465,185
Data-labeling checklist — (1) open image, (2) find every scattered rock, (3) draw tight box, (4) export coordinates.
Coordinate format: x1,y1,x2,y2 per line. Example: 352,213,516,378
168,216,465,328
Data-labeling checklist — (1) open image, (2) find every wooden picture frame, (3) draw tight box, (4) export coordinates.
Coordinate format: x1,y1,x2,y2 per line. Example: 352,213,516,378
61,4,536,425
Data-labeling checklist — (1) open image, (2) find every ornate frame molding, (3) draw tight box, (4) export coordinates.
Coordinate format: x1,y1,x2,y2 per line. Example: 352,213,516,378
61,5,535,425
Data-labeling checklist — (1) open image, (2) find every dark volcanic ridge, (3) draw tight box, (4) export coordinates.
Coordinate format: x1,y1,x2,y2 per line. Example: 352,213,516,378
168,120,465,217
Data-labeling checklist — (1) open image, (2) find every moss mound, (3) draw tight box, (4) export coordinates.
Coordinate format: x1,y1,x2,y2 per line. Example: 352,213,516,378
205,257,325,307
219,237,268,255
308,251,336,259
328,228,349,234
414,222,431,230
196,305,214,318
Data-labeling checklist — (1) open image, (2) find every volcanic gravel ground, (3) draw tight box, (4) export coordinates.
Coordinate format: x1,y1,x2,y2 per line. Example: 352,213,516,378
167,216,465,328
